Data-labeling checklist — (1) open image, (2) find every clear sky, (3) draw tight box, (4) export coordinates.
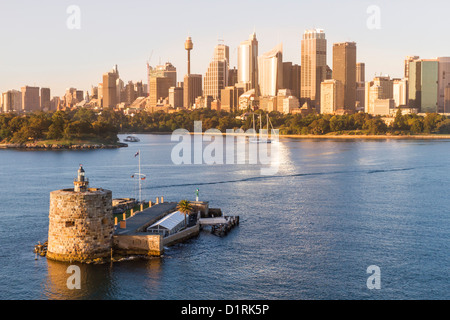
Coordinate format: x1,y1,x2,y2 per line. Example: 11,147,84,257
0,0,449,97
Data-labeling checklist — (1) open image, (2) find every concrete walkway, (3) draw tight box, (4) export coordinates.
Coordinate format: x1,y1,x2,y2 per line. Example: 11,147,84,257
114,202,178,235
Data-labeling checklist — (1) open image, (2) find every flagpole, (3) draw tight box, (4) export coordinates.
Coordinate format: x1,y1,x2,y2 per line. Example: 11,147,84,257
138,149,141,204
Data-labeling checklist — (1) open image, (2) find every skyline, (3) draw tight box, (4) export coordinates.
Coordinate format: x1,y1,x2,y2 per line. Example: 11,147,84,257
0,0,449,97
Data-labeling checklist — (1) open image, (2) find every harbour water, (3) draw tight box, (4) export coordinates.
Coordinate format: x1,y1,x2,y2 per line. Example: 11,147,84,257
0,134,449,300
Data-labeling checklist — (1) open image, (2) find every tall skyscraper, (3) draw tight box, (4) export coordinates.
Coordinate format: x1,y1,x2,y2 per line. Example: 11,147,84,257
204,44,229,100
2,90,22,113
21,86,40,112
405,56,420,79
356,63,365,83
147,62,177,106
301,29,327,109
238,32,259,92
393,78,408,107
258,43,283,97
283,62,301,99
102,67,119,108
408,59,438,113
40,88,51,111
333,42,357,112
437,57,450,113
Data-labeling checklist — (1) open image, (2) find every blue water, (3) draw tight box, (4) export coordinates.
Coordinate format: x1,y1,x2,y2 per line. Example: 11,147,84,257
0,134,449,300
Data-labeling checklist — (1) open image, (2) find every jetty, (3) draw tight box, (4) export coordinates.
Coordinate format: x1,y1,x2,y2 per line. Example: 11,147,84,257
199,216,240,237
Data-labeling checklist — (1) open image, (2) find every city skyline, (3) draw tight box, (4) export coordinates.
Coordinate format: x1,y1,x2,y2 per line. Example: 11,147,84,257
1,0,449,97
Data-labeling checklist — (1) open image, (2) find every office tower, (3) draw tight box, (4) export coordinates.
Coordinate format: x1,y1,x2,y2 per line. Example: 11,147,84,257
135,81,145,98
333,42,357,112
204,44,229,100
258,43,283,97
124,81,136,104
282,95,300,114
184,74,202,108
356,63,365,83
238,32,259,92
437,57,450,113
301,29,327,109
405,56,420,79
39,88,51,111
320,79,344,114
103,69,119,108
283,62,301,99
408,59,438,113
220,86,244,113
147,62,177,106
228,67,238,87
169,86,184,108
393,78,408,107
2,90,22,113
21,86,40,112
75,90,84,103
365,76,394,114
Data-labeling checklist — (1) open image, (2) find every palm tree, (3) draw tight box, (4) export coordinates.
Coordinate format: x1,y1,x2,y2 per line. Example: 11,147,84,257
177,200,193,227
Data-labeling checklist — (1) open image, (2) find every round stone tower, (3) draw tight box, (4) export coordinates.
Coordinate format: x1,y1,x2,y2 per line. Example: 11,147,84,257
47,166,114,263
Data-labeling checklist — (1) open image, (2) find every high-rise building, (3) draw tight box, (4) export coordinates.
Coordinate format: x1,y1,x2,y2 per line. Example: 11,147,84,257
356,63,365,83
405,56,420,79
228,67,238,87
184,74,202,109
169,86,184,108
437,57,450,113
102,69,119,108
320,79,344,114
21,86,40,112
408,59,438,113
125,81,136,104
147,62,177,106
258,43,283,97
365,76,394,114
283,62,301,99
333,42,357,112
204,44,229,100
220,86,244,113
40,88,51,111
2,90,22,113
238,32,258,92
393,78,408,107
301,29,327,109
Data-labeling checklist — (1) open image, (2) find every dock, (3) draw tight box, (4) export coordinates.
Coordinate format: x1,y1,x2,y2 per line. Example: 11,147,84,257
199,216,239,237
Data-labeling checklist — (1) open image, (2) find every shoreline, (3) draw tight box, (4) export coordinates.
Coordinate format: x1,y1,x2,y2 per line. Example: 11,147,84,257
0,142,128,150
120,132,450,140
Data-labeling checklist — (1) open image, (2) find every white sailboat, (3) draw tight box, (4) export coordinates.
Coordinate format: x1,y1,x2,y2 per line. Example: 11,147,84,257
249,113,273,144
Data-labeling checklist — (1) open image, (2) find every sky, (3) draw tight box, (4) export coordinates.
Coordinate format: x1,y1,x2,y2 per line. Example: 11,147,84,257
0,0,449,97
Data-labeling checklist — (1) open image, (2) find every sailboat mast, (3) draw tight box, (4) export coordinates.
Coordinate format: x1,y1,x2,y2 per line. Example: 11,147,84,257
138,149,141,203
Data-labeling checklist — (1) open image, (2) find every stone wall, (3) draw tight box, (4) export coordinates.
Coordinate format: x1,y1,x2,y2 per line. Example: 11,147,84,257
47,188,114,262
112,234,162,256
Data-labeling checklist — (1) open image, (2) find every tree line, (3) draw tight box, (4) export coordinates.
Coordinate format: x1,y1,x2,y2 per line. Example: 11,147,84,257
1,108,450,144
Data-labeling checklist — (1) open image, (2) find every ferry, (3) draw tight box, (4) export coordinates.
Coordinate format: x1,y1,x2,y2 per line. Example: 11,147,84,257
124,136,140,142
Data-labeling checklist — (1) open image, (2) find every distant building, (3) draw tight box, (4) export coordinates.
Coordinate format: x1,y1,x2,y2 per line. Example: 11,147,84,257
283,62,301,99
2,90,22,113
437,57,450,113
220,86,244,113
21,86,40,112
356,63,365,111
169,86,184,108
258,43,283,97
282,95,300,114
365,76,393,114
393,78,408,107
404,56,420,79
301,29,327,109
408,59,438,113
320,79,344,114
184,74,202,109
103,69,119,108
147,62,177,106
333,42,357,113
204,44,229,100
40,88,51,111
356,62,365,83
238,32,259,92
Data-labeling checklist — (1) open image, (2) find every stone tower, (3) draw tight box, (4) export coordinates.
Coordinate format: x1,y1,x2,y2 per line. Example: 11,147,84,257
47,166,114,263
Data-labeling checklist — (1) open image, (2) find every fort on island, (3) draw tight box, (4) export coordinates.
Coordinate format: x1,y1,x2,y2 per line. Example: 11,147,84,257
43,166,238,263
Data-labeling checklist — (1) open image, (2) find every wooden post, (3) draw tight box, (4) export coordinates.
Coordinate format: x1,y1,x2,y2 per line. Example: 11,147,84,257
140,203,144,211
161,196,164,203
114,217,118,225
149,201,152,208
156,197,159,205
123,213,126,221
131,209,134,216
